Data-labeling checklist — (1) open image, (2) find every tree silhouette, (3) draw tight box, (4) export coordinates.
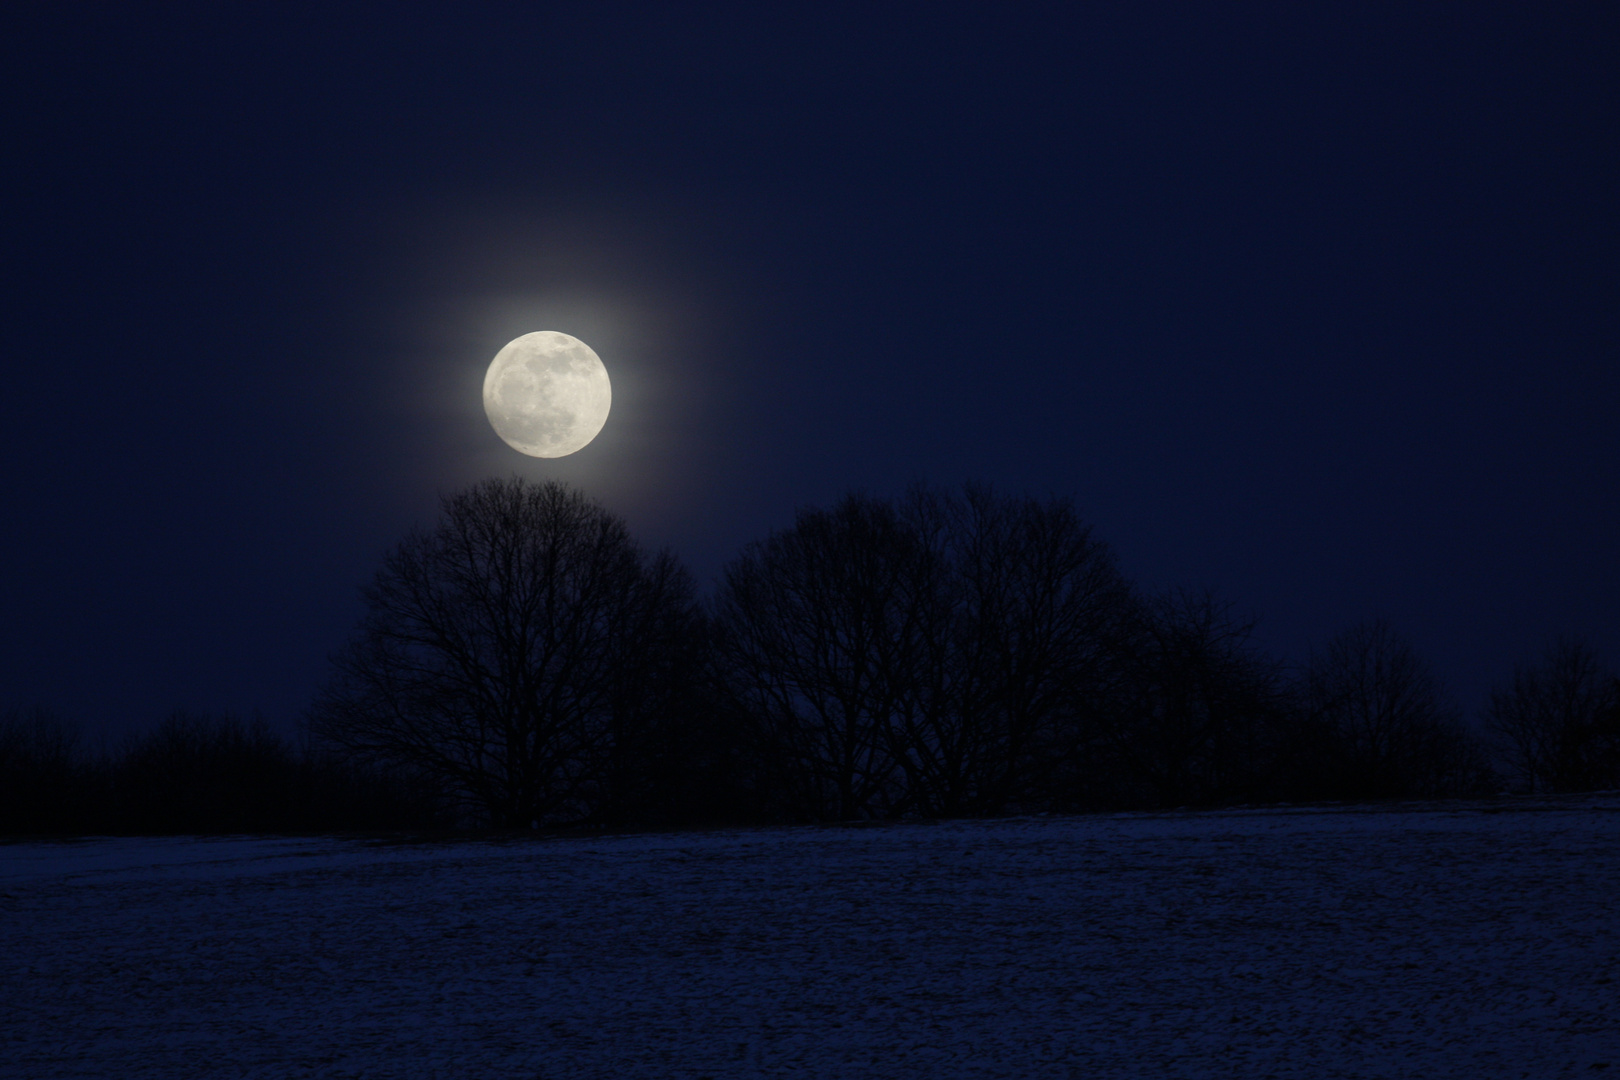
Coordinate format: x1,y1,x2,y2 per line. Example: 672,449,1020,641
116,711,296,832
0,707,94,833
1304,619,1490,798
712,485,1132,819
1092,590,1296,808
1487,639,1619,793
899,486,1133,815
308,478,697,827
712,493,918,820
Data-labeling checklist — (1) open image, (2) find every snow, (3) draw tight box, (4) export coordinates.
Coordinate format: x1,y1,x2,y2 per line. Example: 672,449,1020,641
3,796,1618,1078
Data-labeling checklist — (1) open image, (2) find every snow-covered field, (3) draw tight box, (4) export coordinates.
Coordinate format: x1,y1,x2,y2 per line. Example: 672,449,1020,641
3,797,1617,1079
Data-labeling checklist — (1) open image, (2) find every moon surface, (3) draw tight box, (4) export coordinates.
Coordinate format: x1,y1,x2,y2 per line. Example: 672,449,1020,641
482,331,612,458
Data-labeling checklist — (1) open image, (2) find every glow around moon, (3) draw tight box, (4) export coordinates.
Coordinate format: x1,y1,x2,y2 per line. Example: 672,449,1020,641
482,331,611,458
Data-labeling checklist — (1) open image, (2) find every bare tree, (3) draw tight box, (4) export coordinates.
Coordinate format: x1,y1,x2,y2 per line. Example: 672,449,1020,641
711,485,1132,820
712,493,922,820
1305,619,1488,798
1096,590,1292,807
897,486,1133,815
1487,639,1619,793
308,478,696,827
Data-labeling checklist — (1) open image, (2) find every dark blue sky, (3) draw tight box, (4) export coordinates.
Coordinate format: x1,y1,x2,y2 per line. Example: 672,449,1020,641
3,4,1616,737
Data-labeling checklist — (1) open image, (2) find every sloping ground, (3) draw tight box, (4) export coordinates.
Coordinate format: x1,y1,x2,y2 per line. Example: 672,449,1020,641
2,796,1617,1079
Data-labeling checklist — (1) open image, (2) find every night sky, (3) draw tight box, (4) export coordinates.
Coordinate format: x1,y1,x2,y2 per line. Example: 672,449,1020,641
4,5,1616,740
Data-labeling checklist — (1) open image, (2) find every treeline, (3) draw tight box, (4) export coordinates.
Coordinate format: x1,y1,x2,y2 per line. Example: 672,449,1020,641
0,709,445,835
5,478,1618,835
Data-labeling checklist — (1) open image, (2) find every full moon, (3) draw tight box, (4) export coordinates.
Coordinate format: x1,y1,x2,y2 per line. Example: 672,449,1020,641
482,331,612,458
